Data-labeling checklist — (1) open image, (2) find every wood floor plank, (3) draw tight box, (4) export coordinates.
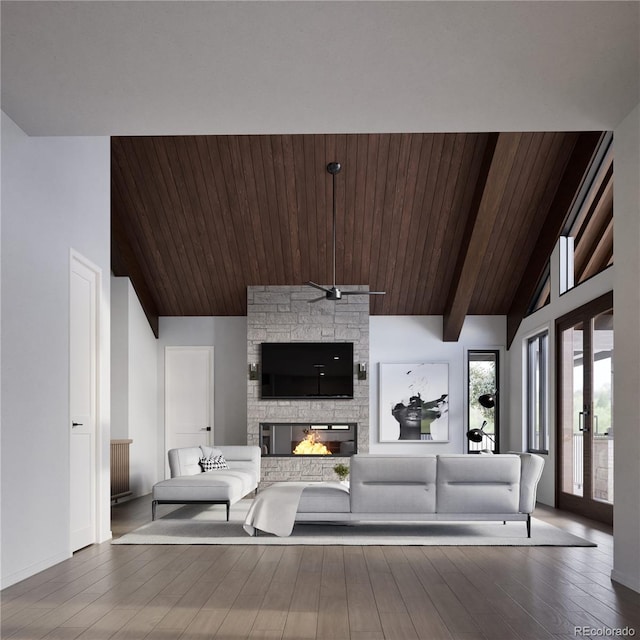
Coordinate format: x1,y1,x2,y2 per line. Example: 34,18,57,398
379,611,420,639
282,611,317,640
344,548,384,636
317,547,349,640
75,608,137,640
109,595,181,640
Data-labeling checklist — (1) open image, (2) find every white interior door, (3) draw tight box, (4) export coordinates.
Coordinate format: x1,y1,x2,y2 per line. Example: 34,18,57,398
70,253,99,551
165,347,214,466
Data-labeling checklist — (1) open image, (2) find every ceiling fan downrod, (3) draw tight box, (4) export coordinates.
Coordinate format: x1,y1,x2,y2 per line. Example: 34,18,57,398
306,162,385,303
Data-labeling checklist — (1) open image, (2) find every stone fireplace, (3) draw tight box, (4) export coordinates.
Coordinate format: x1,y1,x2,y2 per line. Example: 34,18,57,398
247,285,369,484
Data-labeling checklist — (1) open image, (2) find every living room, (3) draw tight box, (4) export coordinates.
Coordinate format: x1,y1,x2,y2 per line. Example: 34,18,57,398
1,1,639,635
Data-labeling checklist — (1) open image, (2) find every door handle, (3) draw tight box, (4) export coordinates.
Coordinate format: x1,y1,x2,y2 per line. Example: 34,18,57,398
72,422,83,428
200,427,212,432
578,412,589,433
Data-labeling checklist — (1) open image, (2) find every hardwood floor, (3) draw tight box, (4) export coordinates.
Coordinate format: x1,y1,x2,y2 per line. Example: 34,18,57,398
2,496,639,639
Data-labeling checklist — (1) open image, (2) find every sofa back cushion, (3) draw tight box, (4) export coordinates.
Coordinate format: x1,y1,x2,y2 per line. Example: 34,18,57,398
350,455,437,513
168,445,262,483
436,454,520,514
168,447,204,477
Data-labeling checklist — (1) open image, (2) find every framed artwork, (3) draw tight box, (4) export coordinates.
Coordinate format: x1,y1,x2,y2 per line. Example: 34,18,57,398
379,363,449,442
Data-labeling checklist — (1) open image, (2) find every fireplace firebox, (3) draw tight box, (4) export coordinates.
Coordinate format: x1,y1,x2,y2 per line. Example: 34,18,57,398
260,422,357,457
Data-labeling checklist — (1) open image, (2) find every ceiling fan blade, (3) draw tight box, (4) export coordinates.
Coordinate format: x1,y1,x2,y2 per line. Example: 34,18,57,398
307,281,332,293
308,295,327,303
341,290,386,296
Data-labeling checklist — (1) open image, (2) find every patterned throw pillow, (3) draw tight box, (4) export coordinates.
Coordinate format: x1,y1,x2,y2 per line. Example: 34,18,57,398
199,454,229,471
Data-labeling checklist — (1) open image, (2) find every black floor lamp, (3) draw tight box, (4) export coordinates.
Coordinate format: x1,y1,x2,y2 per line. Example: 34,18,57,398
466,393,497,453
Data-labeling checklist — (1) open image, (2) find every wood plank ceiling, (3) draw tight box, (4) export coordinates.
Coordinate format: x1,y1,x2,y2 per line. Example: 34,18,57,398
111,132,604,342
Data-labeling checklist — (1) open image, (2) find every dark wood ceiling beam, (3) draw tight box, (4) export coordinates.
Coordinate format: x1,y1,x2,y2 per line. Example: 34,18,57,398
574,170,613,279
506,131,603,347
111,208,160,338
442,132,512,341
579,213,613,282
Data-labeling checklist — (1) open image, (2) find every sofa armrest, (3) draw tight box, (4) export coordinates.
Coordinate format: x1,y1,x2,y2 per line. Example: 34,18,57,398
515,452,545,513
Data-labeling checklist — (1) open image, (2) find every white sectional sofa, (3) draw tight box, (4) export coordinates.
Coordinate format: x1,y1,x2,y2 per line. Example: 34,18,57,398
151,445,261,520
249,452,544,537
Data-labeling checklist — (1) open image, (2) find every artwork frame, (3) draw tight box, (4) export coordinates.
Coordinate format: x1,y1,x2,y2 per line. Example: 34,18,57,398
379,363,449,442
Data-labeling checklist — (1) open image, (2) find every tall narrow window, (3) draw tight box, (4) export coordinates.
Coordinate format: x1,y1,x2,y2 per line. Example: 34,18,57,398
467,351,499,453
527,332,549,453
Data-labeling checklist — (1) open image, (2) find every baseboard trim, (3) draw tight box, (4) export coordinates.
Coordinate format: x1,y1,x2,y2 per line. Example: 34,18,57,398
0,550,70,590
611,569,640,593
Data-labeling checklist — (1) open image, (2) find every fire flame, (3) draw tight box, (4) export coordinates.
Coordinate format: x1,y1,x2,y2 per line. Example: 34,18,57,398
293,431,332,455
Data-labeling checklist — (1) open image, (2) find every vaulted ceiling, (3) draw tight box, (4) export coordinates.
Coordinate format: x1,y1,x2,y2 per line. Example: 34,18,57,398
111,130,604,344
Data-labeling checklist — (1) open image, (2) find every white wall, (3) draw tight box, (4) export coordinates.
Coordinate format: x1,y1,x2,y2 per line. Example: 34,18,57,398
157,317,247,478
111,277,129,440
0,113,110,588
369,315,506,454
507,245,614,506
612,104,640,593
111,276,159,497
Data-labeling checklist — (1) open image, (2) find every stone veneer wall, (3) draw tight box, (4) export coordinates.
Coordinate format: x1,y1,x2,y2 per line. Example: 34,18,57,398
247,285,369,484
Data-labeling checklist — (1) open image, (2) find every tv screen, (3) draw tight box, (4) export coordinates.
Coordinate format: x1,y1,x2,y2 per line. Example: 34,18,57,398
261,342,354,399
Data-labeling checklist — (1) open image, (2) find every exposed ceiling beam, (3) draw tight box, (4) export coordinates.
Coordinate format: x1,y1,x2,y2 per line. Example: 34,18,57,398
506,132,603,348
579,215,613,283
574,168,613,281
442,132,516,342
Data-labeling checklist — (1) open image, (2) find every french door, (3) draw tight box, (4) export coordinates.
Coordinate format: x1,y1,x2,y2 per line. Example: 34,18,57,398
556,292,613,524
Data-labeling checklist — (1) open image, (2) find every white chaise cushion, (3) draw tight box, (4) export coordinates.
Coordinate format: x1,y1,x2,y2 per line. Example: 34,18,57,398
436,454,520,514
153,470,253,503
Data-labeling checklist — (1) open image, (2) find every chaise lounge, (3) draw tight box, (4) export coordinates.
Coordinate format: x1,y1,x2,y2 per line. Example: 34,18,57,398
151,445,261,520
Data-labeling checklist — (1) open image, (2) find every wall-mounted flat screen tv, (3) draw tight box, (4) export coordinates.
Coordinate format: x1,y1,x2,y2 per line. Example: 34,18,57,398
261,342,354,399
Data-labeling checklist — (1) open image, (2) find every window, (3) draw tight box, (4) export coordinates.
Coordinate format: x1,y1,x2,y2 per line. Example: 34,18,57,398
527,332,549,453
561,132,613,291
467,351,499,453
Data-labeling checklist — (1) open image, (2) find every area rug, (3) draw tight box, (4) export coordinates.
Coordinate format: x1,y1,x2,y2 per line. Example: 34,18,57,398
112,501,596,547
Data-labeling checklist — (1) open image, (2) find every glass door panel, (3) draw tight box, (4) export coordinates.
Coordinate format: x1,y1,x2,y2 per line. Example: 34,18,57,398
560,322,584,497
591,310,614,504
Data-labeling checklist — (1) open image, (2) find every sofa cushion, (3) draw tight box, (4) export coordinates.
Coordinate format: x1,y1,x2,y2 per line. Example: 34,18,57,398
297,483,351,513
436,454,520,514
168,447,203,477
350,455,437,514
200,445,224,460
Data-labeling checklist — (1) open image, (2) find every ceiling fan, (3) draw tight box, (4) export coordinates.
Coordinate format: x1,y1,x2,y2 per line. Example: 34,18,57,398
307,162,386,302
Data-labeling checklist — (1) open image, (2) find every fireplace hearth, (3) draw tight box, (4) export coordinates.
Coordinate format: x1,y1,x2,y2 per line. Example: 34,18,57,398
260,422,357,457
